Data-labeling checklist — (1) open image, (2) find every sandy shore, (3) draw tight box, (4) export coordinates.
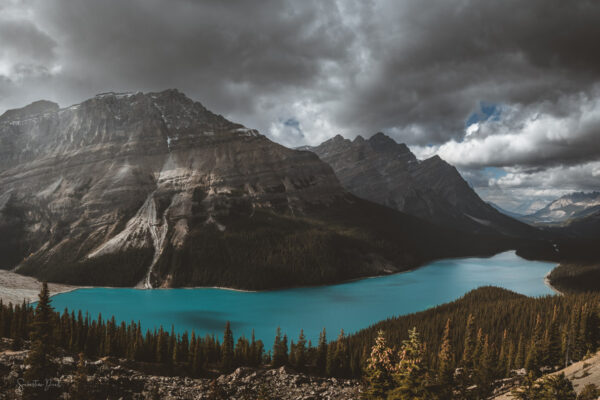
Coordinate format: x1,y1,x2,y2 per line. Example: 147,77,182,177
544,269,563,295
0,269,80,305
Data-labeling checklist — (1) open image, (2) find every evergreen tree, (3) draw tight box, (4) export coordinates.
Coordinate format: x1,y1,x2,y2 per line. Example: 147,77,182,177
525,314,544,375
332,330,350,378
221,321,234,373
505,341,515,376
294,330,307,371
326,338,337,376
272,327,288,367
289,340,296,367
362,330,394,400
472,328,484,366
388,327,431,400
70,353,88,400
436,318,454,399
24,283,58,399
538,373,576,400
156,327,168,363
511,372,542,400
547,306,562,368
476,335,497,398
577,383,600,400
461,313,476,368
168,325,176,365
515,334,525,368
192,337,204,376
316,328,328,375
180,331,190,364
249,330,260,366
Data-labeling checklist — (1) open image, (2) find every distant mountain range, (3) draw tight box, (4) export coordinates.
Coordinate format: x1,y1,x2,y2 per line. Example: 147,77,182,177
521,192,600,225
305,133,537,238
0,90,510,289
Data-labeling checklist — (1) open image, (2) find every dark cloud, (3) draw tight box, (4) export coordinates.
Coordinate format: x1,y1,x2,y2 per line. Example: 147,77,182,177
1,0,599,208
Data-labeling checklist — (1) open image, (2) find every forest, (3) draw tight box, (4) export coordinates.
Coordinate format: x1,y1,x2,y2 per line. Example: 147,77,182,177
1,284,599,398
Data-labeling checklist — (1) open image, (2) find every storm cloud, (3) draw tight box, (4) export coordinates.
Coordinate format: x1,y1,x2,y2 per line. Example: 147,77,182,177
1,0,599,210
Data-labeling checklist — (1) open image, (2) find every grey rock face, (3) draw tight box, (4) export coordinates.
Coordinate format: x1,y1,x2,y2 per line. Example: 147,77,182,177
308,133,535,236
0,90,343,286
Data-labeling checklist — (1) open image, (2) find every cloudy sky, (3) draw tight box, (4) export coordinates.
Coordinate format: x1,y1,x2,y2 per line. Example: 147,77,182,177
1,0,599,212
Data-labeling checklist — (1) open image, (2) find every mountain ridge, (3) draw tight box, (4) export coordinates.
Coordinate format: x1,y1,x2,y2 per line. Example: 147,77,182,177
305,133,539,238
523,191,600,225
0,90,509,289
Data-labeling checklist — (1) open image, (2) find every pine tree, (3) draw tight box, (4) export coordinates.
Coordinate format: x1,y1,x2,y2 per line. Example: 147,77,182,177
511,371,542,400
180,331,190,364
249,330,259,366
70,353,88,400
156,327,168,363
168,325,176,365
577,383,600,400
24,282,58,399
333,330,350,378
538,373,576,400
316,328,327,375
294,330,307,371
461,313,476,368
272,327,288,367
388,328,431,400
362,330,394,400
547,306,562,368
476,335,497,398
472,328,484,366
326,338,337,377
436,318,454,399
525,314,544,375
221,321,234,373
515,334,525,368
289,340,296,367
192,337,204,376
505,341,515,376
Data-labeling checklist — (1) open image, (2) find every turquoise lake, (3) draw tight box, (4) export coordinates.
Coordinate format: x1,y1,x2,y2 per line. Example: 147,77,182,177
50,251,556,346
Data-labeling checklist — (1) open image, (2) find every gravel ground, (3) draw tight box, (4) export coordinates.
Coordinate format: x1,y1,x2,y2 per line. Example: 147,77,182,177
0,269,79,304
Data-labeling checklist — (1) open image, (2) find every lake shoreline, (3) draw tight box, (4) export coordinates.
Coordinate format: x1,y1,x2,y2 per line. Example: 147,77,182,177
45,251,557,346
544,269,563,296
2,249,555,300
0,269,83,304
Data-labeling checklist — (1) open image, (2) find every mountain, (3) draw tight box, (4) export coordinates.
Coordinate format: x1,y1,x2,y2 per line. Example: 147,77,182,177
306,133,537,237
523,191,600,225
488,202,526,221
0,90,506,289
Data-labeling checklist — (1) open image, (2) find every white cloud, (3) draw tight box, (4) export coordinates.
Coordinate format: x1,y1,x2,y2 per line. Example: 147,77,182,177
420,88,600,169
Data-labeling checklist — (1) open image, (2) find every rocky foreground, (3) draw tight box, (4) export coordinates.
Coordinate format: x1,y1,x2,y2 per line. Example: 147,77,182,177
493,351,600,399
0,340,360,400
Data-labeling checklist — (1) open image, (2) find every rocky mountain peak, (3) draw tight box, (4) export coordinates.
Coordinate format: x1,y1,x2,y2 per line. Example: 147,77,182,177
363,132,413,158
329,134,348,143
0,100,59,122
309,133,536,237
0,90,349,286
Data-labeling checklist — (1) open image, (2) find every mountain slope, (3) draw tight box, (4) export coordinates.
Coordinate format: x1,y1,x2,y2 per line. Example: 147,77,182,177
489,202,527,221
0,90,505,289
306,133,537,237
